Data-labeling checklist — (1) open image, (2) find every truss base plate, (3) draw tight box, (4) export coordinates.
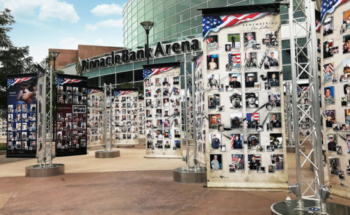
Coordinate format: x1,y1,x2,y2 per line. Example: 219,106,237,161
95,150,120,158
271,200,350,215
25,164,65,177
173,167,207,183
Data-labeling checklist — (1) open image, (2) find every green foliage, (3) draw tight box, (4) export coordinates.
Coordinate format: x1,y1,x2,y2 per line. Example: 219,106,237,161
116,82,144,99
0,9,36,118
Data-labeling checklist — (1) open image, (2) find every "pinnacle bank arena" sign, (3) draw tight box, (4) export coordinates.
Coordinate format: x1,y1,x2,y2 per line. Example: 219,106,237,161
81,39,201,72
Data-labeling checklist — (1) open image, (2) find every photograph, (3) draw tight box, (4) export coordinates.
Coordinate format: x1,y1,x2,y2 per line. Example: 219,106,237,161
228,33,240,49
228,73,241,89
229,154,244,172
325,110,336,127
208,94,220,109
248,154,261,170
229,93,242,109
269,113,282,128
207,35,219,51
230,113,242,129
342,9,350,33
209,114,221,129
231,134,243,149
265,31,278,46
226,53,241,70
267,72,280,87
246,113,259,129
268,92,281,108
323,63,334,82
343,58,350,77
225,44,231,52
207,74,220,89
323,39,333,58
271,154,284,170
207,55,219,70
244,32,257,48
246,93,259,108
324,87,335,105
344,34,350,54
329,157,340,175
245,72,257,88
210,154,222,170
264,51,279,69
247,134,260,150
210,133,221,150
244,52,257,68
270,133,283,149
323,17,333,36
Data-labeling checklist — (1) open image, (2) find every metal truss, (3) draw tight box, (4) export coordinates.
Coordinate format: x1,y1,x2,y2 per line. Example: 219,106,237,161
103,83,114,152
284,81,294,148
288,0,330,213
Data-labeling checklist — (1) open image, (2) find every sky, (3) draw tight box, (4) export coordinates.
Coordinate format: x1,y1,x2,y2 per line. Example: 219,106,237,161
0,0,128,63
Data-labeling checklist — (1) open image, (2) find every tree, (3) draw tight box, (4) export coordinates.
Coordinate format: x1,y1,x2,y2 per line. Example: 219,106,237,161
0,9,36,117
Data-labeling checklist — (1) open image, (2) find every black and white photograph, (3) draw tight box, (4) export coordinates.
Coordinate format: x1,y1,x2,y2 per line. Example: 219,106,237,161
246,92,258,108
323,17,333,36
229,93,242,109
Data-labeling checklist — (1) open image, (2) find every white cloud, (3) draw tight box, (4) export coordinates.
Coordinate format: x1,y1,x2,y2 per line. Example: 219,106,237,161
0,0,79,23
86,19,123,31
59,37,86,49
94,39,104,45
91,3,123,16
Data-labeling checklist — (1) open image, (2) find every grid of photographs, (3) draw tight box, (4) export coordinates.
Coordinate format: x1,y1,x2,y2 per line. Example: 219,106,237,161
7,75,38,156
113,91,139,143
195,56,206,164
204,10,286,186
144,66,182,157
139,99,145,138
0,118,7,139
87,88,103,145
320,2,350,188
56,76,87,156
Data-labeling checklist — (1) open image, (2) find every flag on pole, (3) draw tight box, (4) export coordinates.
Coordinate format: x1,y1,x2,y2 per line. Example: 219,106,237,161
202,12,272,38
321,0,347,23
143,67,174,79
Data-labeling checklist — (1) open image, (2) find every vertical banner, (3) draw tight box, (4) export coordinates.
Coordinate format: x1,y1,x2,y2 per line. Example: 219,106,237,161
319,0,350,199
143,63,183,158
113,89,139,146
87,87,104,147
6,73,38,158
194,55,207,164
36,66,46,163
201,4,288,188
138,99,146,139
56,74,87,156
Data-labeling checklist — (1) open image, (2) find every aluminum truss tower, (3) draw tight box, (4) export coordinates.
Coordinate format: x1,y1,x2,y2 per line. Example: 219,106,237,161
288,0,330,213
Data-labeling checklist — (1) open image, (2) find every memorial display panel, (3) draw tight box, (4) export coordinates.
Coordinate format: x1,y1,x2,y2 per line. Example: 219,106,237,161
87,87,104,147
139,99,145,139
6,74,38,158
201,4,288,188
113,89,139,146
143,63,183,159
319,1,350,199
55,74,88,156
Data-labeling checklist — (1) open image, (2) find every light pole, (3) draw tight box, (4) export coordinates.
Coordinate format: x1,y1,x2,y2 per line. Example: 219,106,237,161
50,51,60,72
140,21,154,65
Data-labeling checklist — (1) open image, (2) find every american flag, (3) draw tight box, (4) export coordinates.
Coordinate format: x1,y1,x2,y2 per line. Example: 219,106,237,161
114,91,132,97
194,55,203,71
232,154,244,163
88,89,101,94
323,62,334,74
248,154,261,165
56,77,82,86
246,113,259,124
7,77,32,89
228,53,241,64
202,12,271,38
316,20,321,32
321,0,347,23
143,67,174,79
206,38,211,44
231,134,234,149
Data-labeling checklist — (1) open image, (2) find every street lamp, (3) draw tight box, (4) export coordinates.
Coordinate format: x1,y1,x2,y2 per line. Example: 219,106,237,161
49,51,60,71
140,21,154,65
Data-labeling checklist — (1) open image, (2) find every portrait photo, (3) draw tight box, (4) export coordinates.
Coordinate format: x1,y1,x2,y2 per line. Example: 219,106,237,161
226,53,241,71
228,73,241,89
325,110,336,127
265,31,278,46
268,92,281,108
246,113,259,129
224,44,231,52
342,9,350,33
207,73,220,90
207,55,219,70
323,39,333,58
323,63,334,82
228,33,240,49
209,114,221,129
324,86,335,105
246,92,259,109
323,17,333,36
206,35,219,51
269,113,282,128
248,154,261,170
271,154,284,170
245,72,257,88
210,133,221,150
247,134,260,150
329,157,340,175
244,32,256,48
267,72,280,87
210,154,222,170
208,94,220,109
270,133,283,149
264,51,279,69
229,154,244,172
229,93,242,109
244,52,257,68
230,113,242,129
231,134,243,149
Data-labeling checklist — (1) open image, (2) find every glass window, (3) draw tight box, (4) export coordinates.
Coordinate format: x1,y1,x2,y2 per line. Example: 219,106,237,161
164,6,176,18
154,12,164,23
101,74,115,85
178,20,190,32
88,77,99,87
134,70,144,81
154,0,163,7
191,2,207,17
177,29,191,38
101,67,115,76
177,10,190,22
117,71,133,84
165,25,177,38
191,16,202,27
154,4,163,16
165,16,176,28
145,10,153,21
145,1,153,12
192,0,207,6
154,56,176,64
138,8,144,17
192,26,202,35
208,0,226,7
282,40,290,49
164,0,176,9
154,21,164,34
282,50,291,64
138,0,144,10
86,70,100,78
117,63,133,72
177,1,191,13
134,61,147,70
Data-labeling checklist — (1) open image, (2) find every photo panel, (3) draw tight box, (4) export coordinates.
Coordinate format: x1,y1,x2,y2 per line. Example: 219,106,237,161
210,154,223,170
247,134,260,150
210,133,222,150
226,53,241,70
329,157,340,175
268,92,281,108
269,113,282,128
325,110,336,128
343,58,350,77
209,114,221,129
228,33,240,49
342,10,350,33
323,63,334,82
207,55,219,70
267,72,280,87
270,133,283,149
271,154,284,170
231,134,243,149
264,31,278,46
208,94,220,110
229,154,244,172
